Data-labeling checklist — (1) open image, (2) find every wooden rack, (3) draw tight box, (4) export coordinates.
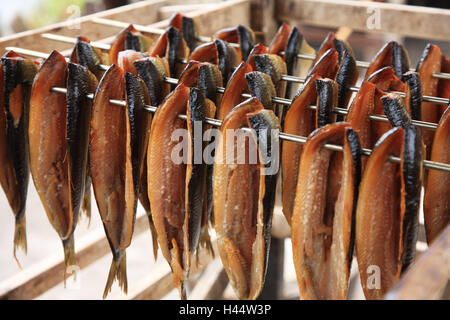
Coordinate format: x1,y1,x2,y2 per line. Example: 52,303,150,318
0,0,448,300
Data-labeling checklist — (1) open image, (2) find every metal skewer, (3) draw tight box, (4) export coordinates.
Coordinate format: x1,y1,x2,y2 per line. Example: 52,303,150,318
89,17,450,81
48,85,450,173
38,33,450,106
5,46,441,132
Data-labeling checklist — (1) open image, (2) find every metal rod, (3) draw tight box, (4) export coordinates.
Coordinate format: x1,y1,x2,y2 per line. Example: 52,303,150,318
36,33,450,106
48,86,450,173
89,17,450,80
5,46,440,131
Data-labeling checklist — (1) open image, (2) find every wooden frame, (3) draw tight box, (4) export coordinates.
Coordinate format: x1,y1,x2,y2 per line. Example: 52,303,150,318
0,0,448,300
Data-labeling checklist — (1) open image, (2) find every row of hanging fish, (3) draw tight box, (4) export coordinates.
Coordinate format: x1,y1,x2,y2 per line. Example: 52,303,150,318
0,13,448,300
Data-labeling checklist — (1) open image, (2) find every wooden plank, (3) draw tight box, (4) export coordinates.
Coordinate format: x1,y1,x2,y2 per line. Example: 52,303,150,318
385,225,450,300
0,0,167,54
0,213,150,300
276,0,450,42
249,0,279,43
158,4,217,20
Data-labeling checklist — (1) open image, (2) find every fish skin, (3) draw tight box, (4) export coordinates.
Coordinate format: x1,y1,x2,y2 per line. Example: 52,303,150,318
416,44,442,159
284,27,315,99
281,75,319,225
89,64,128,298
307,48,339,80
403,71,423,121
147,84,190,298
71,38,108,79
291,122,361,300
215,39,239,85
109,25,152,65
189,42,219,65
423,106,450,245
335,50,358,117
213,97,280,300
29,51,71,243
365,41,410,80
356,127,404,300
168,13,199,52
167,27,190,78
245,71,276,111
314,78,338,128
268,23,292,56
66,63,98,232
213,25,255,62
0,51,38,261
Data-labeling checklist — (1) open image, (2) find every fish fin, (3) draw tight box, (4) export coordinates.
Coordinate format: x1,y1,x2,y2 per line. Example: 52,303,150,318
81,190,92,227
196,228,215,268
147,215,159,261
179,280,187,300
103,250,127,299
62,235,76,287
13,215,27,269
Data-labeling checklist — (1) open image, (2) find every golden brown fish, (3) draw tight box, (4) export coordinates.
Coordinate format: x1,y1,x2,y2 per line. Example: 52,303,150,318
0,51,38,264
291,122,361,300
365,41,410,81
213,97,280,300
214,24,255,61
423,106,450,245
109,25,153,65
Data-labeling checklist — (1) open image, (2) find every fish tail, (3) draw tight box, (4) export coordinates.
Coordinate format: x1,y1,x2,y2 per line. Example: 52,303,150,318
81,190,92,226
147,214,159,261
103,250,128,299
62,235,76,286
13,214,27,269
178,280,187,300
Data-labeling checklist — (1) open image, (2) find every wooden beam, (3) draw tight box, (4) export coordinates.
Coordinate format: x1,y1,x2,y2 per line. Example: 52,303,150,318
249,0,279,43
0,0,167,54
385,225,450,300
276,0,450,42
0,213,150,300
157,4,217,20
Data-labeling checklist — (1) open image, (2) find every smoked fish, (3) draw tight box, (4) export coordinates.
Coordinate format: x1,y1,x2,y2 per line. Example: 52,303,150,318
291,122,361,300
213,97,280,300
0,51,38,262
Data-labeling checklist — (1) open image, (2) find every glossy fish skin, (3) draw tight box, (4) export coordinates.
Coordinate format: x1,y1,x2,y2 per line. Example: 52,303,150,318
346,81,384,170
253,54,287,122
179,61,223,105
314,32,336,64
213,98,280,300
307,48,339,80
189,42,219,65
90,65,128,298
423,106,450,244
66,63,98,233
381,93,412,128
71,38,107,80
247,43,267,70
124,72,152,249
245,71,276,111
365,41,410,81
315,78,338,128
117,50,147,75
214,25,255,61
30,51,77,268
147,85,190,298
381,95,423,272
109,25,152,65
147,31,169,58
403,71,422,121
185,88,216,260
268,23,292,56
382,95,424,272
166,27,189,78
169,13,199,52
291,122,361,300
439,54,450,115
284,27,315,99
0,51,38,259
335,50,358,116
400,123,423,272
281,75,319,225
416,44,442,159
217,61,253,120
134,56,171,108
215,39,239,85
355,127,404,300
